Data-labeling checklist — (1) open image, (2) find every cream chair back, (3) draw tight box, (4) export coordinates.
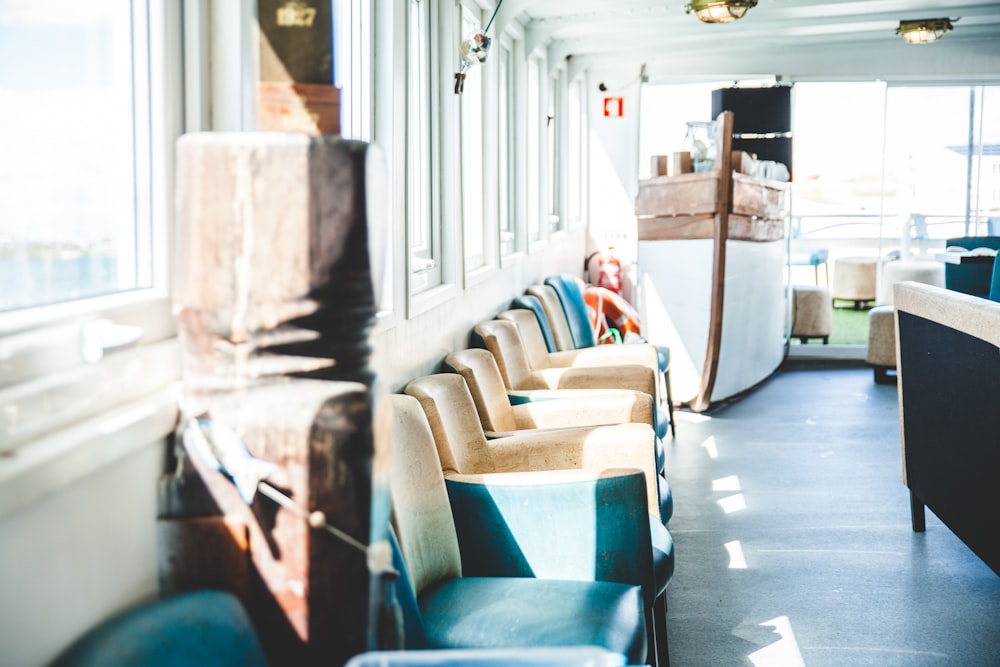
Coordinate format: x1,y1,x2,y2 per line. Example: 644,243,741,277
404,374,495,475
526,284,576,351
474,319,536,390
445,348,519,433
498,309,553,370
388,394,463,595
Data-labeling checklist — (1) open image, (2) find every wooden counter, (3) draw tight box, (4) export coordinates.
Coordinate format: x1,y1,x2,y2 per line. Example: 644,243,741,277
635,112,789,412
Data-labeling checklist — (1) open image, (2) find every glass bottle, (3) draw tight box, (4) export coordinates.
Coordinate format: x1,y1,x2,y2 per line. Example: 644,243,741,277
683,121,717,173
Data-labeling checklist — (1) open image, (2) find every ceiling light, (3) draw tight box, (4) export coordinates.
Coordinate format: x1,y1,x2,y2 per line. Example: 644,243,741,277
896,17,957,44
685,0,758,24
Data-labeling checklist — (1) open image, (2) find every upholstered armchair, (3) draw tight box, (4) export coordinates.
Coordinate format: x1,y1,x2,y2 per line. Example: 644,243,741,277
47,591,269,667
528,279,676,437
943,236,1000,298
347,647,633,666
444,347,654,435
388,394,652,664
474,318,656,395
396,381,674,666
443,347,672,522
474,317,668,439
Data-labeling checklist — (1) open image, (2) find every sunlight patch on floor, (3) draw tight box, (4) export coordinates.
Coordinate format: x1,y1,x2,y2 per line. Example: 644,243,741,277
700,435,719,459
724,540,748,569
712,475,741,492
748,616,805,667
717,493,746,514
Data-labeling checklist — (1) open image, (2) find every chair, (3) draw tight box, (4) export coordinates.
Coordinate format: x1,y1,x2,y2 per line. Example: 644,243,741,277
388,394,651,664
944,236,1000,298
47,590,269,667
444,347,654,437
536,278,676,437
512,295,558,353
347,647,634,666
474,319,656,396
443,347,672,522
990,253,1000,302
399,380,674,665
476,316,667,439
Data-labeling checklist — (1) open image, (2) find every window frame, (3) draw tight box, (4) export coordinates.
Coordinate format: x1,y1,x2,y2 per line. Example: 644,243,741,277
566,73,587,228
459,0,488,275
525,52,543,248
0,0,184,458
405,0,442,297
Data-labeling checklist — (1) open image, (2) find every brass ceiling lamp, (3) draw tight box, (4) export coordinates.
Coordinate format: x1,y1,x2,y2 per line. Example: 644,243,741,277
685,0,758,23
896,17,958,44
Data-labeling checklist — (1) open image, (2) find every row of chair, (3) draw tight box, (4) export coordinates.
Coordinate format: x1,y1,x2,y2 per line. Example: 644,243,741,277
49,274,675,667
383,274,678,665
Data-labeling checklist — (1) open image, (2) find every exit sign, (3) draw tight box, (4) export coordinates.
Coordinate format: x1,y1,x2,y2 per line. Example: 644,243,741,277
603,96,624,117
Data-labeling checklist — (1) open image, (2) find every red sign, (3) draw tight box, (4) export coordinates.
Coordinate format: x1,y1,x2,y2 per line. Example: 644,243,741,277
603,96,624,117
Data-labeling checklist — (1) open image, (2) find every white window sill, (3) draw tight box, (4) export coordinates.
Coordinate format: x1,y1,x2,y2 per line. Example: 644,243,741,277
0,386,179,521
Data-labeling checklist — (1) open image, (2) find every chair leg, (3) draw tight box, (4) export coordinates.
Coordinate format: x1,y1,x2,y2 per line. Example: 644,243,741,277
645,606,657,667
654,593,670,667
664,370,676,438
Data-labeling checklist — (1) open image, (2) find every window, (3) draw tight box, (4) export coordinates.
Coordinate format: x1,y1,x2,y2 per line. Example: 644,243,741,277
547,69,563,233
406,0,439,293
0,1,152,312
883,85,1000,239
525,55,542,245
334,0,373,142
566,75,585,226
0,0,181,456
460,2,486,272
497,39,516,257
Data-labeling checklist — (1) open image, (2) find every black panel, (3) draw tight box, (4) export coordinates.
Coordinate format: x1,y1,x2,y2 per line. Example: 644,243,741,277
712,86,792,134
732,137,792,175
897,311,1000,576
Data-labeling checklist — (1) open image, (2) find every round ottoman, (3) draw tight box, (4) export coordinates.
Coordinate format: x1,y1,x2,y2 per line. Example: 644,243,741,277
832,256,877,308
866,305,896,384
791,285,832,344
879,258,945,305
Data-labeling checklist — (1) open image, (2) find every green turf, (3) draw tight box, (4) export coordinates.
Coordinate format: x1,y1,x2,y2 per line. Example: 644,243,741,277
828,304,871,345
789,300,872,346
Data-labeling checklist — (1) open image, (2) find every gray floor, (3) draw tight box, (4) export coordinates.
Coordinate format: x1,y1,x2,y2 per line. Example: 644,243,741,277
663,359,1000,667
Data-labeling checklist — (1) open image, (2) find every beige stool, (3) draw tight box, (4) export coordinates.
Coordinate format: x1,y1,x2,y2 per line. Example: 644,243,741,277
833,256,877,308
866,305,896,384
879,258,945,305
791,285,832,344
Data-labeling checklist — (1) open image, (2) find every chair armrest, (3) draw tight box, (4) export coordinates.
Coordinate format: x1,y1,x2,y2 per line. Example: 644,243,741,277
509,392,654,430
445,468,654,601
484,424,660,516
507,388,648,404
547,345,659,375
527,365,656,396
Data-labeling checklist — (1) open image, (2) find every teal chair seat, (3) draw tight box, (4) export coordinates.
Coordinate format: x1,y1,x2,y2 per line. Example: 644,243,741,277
48,590,269,667
420,577,645,658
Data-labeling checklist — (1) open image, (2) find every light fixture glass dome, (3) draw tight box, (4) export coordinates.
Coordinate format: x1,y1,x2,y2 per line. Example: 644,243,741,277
685,0,758,24
896,18,956,44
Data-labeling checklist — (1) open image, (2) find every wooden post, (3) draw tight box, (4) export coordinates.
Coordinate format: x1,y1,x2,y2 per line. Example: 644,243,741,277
164,134,391,666
693,111,734,412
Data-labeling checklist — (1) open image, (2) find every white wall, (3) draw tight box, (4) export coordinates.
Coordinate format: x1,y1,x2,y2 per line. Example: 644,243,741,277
0,438,164,667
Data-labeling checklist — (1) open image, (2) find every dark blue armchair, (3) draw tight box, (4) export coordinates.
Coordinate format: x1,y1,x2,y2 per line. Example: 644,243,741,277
943,236,1000,298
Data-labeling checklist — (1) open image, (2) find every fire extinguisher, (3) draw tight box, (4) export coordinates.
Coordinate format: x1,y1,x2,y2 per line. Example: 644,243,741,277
596,247,622,295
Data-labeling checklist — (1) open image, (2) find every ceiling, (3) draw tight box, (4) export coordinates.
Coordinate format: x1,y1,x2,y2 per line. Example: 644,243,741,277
491,0,1000,83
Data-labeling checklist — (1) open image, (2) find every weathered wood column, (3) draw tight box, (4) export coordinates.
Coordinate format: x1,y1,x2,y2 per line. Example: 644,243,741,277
160,133,391,666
